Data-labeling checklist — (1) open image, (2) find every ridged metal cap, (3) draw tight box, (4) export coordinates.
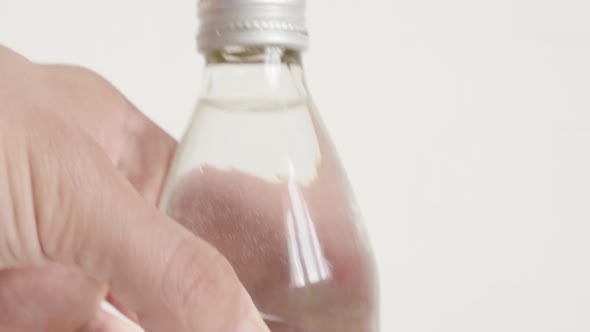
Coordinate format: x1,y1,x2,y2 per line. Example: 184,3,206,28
197,0,308,52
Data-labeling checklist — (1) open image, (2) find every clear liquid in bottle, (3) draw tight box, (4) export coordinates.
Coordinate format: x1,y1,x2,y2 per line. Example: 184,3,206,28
160,97,379,332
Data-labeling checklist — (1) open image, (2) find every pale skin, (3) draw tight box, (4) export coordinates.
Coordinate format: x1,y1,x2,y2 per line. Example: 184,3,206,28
0,45,270,332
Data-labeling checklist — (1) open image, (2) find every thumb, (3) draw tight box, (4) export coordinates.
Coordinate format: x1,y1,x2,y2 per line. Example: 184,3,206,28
0,109,269,331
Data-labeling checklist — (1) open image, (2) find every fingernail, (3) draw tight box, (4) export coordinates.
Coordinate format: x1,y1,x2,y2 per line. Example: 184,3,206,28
237,293,270,332
83,308,143,332
99,300,144,332
237,316,270,332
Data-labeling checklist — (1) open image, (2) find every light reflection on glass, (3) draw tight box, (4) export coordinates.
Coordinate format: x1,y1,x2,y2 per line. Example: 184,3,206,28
285,166,331,288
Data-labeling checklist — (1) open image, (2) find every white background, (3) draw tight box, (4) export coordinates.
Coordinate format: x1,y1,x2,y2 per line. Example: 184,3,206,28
2,0,590,331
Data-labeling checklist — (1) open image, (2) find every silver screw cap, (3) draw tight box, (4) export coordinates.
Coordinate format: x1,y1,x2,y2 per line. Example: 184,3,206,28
197,0,309,52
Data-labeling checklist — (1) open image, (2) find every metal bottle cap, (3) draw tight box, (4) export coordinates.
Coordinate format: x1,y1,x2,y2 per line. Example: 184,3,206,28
197,0,309,52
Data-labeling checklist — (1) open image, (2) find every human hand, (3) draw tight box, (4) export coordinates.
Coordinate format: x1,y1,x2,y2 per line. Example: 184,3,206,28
0,45,269,332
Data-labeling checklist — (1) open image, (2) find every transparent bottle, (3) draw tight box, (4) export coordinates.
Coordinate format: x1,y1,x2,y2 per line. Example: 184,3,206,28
160,1,379,331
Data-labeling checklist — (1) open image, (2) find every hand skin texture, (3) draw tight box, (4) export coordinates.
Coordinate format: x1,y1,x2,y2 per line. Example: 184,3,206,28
0,45,270,332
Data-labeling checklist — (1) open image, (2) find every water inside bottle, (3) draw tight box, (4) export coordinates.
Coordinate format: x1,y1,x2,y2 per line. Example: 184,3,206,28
161,98,379,332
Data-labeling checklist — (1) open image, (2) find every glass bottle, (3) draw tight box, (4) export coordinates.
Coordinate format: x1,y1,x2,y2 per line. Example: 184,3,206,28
160,1,379,331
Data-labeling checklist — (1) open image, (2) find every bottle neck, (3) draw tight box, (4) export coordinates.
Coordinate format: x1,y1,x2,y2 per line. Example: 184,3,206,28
200,46,309,101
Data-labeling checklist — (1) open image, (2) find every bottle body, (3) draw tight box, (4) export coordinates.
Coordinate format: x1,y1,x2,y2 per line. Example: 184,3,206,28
160,48,379,332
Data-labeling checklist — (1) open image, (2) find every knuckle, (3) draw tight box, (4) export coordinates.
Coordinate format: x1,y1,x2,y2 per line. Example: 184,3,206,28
20,112,105,263
26,116,82,260
42,64,125,106
0,45,32,71
0,112,49,266
0,62,117,266
0,49,44,110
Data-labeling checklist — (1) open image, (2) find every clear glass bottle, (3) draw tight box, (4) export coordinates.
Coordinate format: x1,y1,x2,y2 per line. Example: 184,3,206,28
160,1,379,331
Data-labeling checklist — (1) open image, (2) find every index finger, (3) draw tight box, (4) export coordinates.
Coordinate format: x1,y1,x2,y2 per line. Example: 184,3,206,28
0,106,269,332
40,64,177,204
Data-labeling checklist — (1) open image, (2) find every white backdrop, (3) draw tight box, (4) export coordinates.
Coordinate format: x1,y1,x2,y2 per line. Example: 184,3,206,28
2,0,590,331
